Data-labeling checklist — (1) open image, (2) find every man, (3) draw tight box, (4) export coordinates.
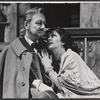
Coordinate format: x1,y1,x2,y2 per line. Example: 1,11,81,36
0,7,57,98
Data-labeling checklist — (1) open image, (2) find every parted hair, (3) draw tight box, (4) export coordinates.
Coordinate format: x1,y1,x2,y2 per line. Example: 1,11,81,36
24,7,44,23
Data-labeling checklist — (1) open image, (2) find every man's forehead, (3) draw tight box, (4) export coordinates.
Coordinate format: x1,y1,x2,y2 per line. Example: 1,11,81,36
32,13,45,19
30,14,45,23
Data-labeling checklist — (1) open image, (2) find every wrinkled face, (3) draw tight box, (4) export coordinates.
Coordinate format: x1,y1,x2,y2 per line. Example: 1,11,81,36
47,30,63,50
26,13,46,40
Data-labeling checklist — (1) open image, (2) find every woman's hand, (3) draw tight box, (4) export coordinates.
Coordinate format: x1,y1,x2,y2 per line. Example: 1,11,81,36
38,49,53,73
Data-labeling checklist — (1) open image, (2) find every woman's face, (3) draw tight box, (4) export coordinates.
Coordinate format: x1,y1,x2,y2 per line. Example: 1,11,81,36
47,30,63,50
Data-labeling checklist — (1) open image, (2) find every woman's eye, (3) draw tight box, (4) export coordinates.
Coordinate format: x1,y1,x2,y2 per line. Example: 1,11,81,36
51,34,56,37
51,35,54,37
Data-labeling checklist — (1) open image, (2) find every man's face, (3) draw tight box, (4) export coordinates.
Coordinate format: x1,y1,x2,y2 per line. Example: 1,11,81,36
27,13,46,40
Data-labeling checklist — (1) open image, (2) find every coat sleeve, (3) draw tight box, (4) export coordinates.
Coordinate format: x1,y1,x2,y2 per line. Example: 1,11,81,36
0,46,9,98
58,53,80,85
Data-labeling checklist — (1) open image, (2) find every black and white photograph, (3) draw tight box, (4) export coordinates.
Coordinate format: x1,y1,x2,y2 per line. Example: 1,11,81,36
0,1,100,98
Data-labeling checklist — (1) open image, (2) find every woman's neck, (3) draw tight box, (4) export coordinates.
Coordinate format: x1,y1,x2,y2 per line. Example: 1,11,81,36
52,47,66,62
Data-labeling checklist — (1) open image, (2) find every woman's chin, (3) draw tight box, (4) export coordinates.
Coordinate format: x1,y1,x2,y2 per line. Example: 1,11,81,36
48,46,54,50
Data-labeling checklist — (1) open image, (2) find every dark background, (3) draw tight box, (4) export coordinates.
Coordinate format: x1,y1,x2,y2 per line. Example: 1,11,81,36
31,3,80,27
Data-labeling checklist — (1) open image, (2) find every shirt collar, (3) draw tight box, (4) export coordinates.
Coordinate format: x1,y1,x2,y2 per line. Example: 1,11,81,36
24,35,38,53
24,35,34,46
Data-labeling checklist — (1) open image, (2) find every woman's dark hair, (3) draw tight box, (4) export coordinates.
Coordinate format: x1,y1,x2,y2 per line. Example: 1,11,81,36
46,26,72,50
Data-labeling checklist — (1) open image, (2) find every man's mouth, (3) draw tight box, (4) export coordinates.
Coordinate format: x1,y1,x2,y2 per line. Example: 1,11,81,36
38,30,45,35
38,30,44,32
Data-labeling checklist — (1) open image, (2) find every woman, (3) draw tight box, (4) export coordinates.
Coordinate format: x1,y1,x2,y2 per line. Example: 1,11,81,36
38,26,100,98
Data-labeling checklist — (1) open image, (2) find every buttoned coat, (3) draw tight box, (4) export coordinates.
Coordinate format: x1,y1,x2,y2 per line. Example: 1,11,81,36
0,37,43,98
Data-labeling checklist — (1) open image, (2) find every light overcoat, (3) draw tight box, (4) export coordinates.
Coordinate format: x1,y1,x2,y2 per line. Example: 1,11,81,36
0,38,43,98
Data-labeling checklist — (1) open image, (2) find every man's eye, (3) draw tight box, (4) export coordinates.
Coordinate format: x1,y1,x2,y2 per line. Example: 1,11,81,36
36,21,46,26
36,22,42,25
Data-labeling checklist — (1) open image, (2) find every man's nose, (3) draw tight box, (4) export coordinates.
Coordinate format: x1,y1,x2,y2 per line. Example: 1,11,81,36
41,23,45,29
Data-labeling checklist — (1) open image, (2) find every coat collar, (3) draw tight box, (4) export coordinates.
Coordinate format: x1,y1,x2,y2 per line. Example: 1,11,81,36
10,37,27,57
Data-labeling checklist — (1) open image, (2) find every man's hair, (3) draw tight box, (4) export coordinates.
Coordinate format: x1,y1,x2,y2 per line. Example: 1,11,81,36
24,7,44,23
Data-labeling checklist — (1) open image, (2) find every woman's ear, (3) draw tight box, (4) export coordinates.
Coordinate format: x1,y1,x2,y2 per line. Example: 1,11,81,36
24,21,29,29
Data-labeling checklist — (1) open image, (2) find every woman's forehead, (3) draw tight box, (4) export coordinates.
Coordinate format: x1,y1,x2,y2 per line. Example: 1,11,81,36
47,30,57,35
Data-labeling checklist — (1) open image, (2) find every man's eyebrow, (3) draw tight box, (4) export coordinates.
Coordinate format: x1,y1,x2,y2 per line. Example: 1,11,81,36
36,20,45,22
36,20,42,22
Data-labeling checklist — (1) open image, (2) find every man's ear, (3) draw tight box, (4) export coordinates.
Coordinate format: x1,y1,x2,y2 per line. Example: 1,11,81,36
24,21,29,29
62,42,65,46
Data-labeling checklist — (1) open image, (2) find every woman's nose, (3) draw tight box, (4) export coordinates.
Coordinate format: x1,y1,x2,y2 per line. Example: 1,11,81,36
48,36,52,40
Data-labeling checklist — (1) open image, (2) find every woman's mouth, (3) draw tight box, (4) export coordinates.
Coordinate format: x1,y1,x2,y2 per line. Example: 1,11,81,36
48,42,53,46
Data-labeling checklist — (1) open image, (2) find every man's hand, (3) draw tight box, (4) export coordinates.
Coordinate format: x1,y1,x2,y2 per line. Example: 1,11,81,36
32,79,53,92
39,83,53,92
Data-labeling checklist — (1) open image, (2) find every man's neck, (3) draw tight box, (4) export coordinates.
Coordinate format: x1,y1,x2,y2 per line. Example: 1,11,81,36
25,31,38,43
24,35,38,53
24,35,33,46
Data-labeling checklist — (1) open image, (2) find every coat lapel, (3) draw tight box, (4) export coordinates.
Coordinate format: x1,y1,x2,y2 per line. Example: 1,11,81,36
31,52,42,80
